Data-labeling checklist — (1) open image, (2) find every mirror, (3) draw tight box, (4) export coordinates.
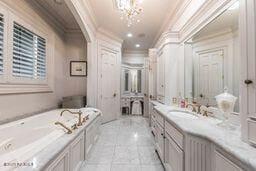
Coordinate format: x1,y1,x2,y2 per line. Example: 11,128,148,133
124,69,130,92
131,69,142,93
122,66,143,95
184,1,240,112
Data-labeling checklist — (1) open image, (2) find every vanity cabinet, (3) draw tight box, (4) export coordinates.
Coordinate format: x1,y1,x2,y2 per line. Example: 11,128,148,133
165,132,184,171
155,121,165,161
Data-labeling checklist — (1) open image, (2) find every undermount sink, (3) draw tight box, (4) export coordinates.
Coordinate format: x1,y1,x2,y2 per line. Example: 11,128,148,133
168,109,199,119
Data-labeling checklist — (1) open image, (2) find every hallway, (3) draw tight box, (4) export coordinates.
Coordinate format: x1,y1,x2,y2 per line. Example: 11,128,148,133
80,116,164,171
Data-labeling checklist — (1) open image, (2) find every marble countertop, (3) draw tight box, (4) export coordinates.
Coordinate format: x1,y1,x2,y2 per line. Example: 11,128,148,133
151,100,256,171
19,109,101,171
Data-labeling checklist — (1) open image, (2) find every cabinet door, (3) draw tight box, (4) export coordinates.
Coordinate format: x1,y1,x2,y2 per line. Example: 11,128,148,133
70,133,84,171
185,136,211,171
85,122,94,158
165,133,184,171
155,122,164,161
241,0,256,143
47,149,69,171
213,150,244,171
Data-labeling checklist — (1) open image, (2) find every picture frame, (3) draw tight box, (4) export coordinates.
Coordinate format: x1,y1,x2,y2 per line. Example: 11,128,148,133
70,61,87,77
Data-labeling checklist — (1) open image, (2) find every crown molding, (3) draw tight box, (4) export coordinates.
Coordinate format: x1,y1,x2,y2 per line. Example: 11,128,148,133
81,0,99,30
179,0,236,42
155,31,180,49
151,0,190,48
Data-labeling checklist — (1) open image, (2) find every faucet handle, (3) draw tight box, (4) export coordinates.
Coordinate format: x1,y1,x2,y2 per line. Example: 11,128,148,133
71,123,78,130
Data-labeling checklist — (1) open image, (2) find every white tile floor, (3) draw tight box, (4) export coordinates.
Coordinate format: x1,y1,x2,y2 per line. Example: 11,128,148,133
80,116,164,171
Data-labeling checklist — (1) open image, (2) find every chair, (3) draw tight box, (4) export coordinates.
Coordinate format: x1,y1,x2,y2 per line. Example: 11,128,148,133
132,100,142,115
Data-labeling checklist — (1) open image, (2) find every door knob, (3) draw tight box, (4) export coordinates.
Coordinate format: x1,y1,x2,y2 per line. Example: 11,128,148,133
113,93,117,97
199,94,204,98
244,79,253,85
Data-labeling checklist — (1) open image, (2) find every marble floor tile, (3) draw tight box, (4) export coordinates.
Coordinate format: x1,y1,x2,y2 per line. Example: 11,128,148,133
138,146,161,165
116,133,138,146
80,116,164,171
111,164,141,171
85,145,115,164
80,164,111,171
113,146,140,164
140,164,164,171
96,134,117,146
136,136,154,146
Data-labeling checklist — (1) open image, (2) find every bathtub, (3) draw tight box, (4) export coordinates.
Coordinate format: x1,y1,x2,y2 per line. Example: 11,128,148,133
0,108,100,171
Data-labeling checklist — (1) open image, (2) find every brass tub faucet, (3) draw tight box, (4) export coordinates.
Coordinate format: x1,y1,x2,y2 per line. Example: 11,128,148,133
60,109,83,126
55,121,72,134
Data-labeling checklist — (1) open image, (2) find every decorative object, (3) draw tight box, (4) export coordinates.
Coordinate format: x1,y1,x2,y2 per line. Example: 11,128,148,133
70,61,87,77
215,87,237,128
113,0,142,27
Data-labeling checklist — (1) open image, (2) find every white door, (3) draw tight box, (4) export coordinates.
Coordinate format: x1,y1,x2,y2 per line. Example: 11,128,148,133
100,50,119,123
198,50,224,105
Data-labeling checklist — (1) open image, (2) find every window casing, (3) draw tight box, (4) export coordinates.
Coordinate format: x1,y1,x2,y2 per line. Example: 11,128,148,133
0,6,53,94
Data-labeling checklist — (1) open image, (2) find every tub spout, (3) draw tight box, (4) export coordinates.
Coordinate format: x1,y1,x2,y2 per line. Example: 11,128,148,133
55,121,72,134
60,109,83,126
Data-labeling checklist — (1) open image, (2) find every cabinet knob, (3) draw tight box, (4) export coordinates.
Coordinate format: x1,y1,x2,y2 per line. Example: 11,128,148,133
244,79,253,85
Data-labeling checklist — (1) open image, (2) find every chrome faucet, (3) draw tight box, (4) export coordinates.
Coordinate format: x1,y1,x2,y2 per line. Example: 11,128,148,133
55,121,72,134
60,109,83,126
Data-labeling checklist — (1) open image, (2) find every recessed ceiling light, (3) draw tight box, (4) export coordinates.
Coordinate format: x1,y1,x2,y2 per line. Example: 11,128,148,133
127,33,133,37
137,19,140,23
135,44,140,48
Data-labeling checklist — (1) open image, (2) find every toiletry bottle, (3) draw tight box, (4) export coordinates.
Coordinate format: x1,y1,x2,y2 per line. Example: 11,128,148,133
180,98,186,108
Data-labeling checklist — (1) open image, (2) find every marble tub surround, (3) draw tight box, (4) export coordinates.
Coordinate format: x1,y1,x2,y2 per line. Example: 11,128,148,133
80,116,164,171
152,102,256,170
1,108,101,171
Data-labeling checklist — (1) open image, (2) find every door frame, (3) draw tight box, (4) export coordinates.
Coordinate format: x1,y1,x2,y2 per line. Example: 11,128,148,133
97,39,122,121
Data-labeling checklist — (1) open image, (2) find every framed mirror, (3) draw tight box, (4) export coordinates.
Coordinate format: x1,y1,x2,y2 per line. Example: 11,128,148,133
184,1,240,112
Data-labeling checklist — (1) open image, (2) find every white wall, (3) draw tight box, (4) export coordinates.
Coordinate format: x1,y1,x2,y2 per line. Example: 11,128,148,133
0,0,87,122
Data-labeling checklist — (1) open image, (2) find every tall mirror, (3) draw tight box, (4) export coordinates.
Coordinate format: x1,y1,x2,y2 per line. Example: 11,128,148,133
131,69,142,93
184,1,240,112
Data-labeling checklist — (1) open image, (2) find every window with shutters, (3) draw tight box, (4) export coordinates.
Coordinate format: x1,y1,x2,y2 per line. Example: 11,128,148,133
13,22,46,80
0,7,53,94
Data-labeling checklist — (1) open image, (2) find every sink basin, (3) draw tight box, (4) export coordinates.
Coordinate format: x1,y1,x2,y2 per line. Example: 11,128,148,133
168,110,199,119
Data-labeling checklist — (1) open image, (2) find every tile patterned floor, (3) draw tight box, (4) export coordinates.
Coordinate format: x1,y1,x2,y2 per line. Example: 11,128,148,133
80,116,164,171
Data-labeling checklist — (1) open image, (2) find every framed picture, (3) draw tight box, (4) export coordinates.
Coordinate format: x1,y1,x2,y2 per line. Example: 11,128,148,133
70,61,87,77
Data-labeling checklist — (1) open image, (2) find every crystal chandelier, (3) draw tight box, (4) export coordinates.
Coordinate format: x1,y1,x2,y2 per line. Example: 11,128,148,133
114,0,142,27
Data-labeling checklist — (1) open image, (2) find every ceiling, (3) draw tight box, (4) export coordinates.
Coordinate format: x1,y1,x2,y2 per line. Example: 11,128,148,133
89,0,181,52
33,0,182,52
192,4,239,40
33,0,80,31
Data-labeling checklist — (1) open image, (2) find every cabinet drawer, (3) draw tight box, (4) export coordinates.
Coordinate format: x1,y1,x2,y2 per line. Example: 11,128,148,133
155,111,164,127
165,121,184,149
248,118,256,145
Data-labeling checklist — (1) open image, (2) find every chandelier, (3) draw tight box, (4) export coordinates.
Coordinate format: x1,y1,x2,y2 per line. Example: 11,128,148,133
114,0,142,27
